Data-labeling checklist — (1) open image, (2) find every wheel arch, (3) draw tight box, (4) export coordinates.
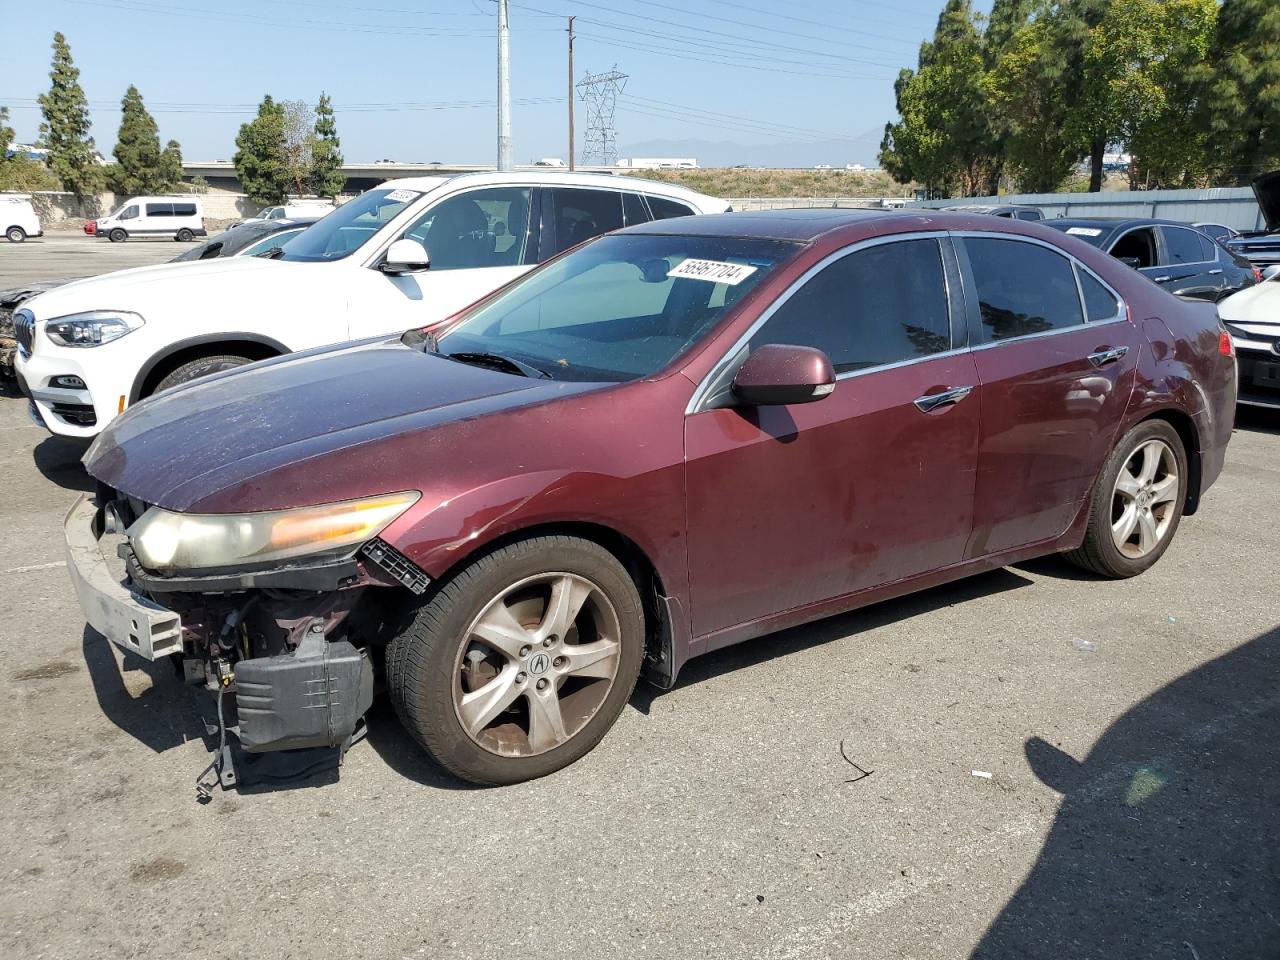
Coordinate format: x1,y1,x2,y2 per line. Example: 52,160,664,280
130,333,290,401
423,519,689,690
1138,407,1203,515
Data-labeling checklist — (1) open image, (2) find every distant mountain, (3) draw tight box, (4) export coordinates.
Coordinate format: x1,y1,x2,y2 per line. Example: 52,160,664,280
618,134,882,169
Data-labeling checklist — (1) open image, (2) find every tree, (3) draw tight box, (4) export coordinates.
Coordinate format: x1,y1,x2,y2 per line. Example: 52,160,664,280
281,99,315,194
1052,0,1113,191
38,32,101,199
233,95,290,204
1198,0,1280,186
0,105,13,162
1090,0,1217,188
310,93,345,198
880,0,996,197
160,139,184,190
111,85,164,195
982,0,1036,193
986,17,1082,192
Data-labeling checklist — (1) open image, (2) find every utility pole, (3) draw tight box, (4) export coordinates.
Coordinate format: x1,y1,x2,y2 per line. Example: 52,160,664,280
497,0,512,171
567,16,576,171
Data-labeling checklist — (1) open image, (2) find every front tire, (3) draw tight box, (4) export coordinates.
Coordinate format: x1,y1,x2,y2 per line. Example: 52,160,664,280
6,226,25,243
153,353,252,393
108,228,127,243
1064,419,1188,578
386,535,645,785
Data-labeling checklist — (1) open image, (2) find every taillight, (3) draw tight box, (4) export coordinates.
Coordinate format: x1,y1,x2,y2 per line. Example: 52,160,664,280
1253,267,1264,283
1219,330,1235,357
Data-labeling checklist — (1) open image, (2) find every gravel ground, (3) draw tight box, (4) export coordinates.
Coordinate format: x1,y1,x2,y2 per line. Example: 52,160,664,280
0,251,1277,957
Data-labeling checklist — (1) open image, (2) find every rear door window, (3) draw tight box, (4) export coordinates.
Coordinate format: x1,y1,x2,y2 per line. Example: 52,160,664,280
145,203,173,217
172,203,197,217
748,238,953,373
647,195,697,221
546,188,625,257
1162,226,1208,265
963,237,1084,343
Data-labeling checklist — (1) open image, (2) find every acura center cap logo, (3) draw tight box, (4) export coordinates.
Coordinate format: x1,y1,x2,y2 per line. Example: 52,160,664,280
529,652,551,676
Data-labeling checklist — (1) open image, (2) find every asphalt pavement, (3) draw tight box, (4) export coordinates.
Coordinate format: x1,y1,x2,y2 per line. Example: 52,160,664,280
0,231,190,287
0,247,1277,958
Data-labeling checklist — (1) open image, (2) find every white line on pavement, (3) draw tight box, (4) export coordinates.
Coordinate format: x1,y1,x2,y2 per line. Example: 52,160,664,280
4,560,67,573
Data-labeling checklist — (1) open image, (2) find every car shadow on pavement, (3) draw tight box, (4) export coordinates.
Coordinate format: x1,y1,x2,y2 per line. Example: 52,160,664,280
81,626,208,753
362,701,478,791
632,567,1035,713
971,624,1280,959
33,436,94,493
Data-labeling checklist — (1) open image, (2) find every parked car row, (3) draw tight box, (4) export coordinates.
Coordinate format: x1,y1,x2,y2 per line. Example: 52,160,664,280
14,186,1233,786
13,171,727,435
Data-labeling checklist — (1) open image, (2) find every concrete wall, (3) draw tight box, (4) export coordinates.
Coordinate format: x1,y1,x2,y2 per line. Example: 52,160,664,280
28,190,272,228
911,187,1265,231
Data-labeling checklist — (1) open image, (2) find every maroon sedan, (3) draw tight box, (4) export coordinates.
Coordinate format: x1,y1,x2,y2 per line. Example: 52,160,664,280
67,210,1237,786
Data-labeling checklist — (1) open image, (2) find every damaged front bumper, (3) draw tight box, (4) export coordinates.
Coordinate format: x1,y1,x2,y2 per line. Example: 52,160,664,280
64,494,183,660
63,494,384,763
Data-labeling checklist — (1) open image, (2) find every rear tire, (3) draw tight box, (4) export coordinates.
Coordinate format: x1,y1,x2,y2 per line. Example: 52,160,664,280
153,353,253,393
176,228,193,242
6,226,25,243
1064,419,1188,578
108,228,127,243
386,535,645,785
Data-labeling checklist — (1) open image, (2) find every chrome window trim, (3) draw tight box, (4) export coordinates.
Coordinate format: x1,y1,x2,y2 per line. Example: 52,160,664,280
684,231,953,415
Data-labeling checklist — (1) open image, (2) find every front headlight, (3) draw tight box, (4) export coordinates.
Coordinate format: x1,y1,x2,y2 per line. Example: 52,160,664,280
45,310,145,347
128,491,421,575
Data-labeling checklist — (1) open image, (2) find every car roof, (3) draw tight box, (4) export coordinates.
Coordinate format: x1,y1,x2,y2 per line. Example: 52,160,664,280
1046,217,1199,230
621,208,1039,243
375,170,720,205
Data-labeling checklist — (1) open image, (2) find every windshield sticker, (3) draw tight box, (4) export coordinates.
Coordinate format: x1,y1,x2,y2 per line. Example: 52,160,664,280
668,258,759,285
1066,227,1103,237
385,189,421,203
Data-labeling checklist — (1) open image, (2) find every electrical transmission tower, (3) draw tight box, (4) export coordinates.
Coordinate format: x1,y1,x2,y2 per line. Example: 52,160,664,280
576,67,628,166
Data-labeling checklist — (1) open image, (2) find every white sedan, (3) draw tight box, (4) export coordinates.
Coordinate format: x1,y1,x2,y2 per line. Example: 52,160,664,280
1219,268,1280,408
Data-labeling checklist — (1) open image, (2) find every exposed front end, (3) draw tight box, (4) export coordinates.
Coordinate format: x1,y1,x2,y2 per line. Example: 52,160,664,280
64,486,426,786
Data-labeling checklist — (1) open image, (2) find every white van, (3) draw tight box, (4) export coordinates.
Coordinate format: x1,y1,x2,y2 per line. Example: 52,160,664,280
16,170,728,437
244,200,335,224
2,194,43,242
93,197,205,243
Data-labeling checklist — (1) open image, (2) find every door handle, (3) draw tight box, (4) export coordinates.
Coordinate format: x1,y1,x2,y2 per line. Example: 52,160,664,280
1088,346,1129,367
1208,268,1223,275
1152,275,1172,282
913,385,973,413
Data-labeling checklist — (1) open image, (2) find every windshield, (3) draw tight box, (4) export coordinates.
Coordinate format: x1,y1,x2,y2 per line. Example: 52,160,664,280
440,233,801,382
277,189,419,262
1043,222,1111,248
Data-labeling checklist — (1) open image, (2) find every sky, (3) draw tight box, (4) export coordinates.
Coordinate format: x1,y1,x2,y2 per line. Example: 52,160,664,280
2,0,992,168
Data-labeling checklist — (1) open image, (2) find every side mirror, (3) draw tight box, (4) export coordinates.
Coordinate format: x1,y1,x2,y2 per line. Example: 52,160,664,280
732,343,835,407
1262,264,1280,281
1117,256,1142,269
381,238,431,275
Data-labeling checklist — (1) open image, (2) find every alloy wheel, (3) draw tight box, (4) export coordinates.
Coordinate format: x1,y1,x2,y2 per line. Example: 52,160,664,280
1110,438,1179,559
452,572,622,757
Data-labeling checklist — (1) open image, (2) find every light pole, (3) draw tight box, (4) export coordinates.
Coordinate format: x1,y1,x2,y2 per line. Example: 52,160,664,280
497,0,512,171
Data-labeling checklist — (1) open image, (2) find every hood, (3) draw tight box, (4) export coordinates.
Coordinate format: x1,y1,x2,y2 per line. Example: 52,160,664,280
1253,171,1280,233
1217,275,1280,325
1,278,82,310
20,255,291,320
84,338,600,512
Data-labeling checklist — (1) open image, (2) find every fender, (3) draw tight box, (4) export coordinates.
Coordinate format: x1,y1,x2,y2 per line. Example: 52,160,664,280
129,332,292,402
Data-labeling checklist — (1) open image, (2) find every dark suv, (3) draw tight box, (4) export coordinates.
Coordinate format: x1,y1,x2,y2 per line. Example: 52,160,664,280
1044,218,1258,301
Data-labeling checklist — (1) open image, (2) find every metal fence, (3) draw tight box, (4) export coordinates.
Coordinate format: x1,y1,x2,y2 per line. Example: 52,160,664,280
910,187,1265,231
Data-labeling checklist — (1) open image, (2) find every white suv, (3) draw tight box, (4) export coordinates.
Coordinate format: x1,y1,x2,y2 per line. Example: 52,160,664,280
15,171,727,437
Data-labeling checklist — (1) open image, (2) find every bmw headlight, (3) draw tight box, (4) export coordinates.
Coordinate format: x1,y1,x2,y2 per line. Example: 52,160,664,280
128,491,421,575
45,310,145,347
